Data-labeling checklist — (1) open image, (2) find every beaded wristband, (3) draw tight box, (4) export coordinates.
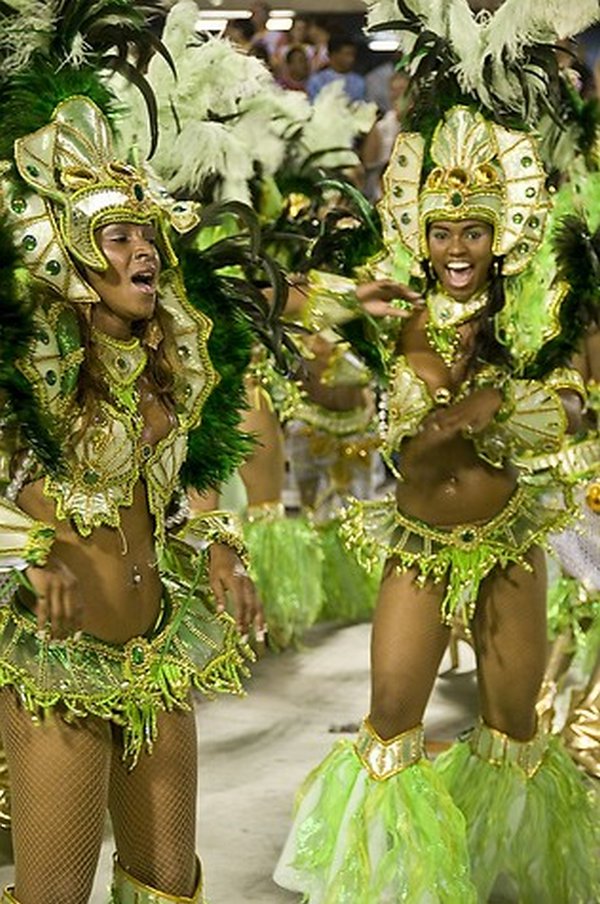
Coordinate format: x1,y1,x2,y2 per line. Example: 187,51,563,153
186,511,249,567
23,522,56,568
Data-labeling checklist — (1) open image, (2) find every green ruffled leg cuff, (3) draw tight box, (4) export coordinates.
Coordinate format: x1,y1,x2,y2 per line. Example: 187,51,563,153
317,519,382,624
243,509,323,650
434,720,600,903
274,720,476,903
110,856,206,903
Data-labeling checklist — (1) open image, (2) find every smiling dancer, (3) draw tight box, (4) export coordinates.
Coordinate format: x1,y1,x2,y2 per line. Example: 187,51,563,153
274,2,600,901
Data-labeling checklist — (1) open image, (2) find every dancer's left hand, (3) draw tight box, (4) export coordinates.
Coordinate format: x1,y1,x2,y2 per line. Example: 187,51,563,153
209,543,266,644
424,387,503,437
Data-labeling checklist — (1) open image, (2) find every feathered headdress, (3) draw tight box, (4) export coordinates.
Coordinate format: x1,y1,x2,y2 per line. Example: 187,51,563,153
365,0,600,171
364,0,600,374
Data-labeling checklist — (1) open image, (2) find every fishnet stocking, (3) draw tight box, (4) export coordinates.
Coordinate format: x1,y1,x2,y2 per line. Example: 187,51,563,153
473,546,547,740
109,703,198,896
0,688,112,904
369,563,451,739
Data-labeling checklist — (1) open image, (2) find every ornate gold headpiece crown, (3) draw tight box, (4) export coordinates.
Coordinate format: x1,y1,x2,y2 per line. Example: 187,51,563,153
382,106,549,275
1,96,199,305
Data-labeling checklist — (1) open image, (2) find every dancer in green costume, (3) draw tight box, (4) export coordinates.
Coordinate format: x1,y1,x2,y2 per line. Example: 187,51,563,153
274,3,600,902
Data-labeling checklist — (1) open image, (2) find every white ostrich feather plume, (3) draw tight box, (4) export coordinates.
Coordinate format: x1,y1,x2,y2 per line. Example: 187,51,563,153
0,0,54,75
363,0,600,113
299,81,377,169
166,121,255,203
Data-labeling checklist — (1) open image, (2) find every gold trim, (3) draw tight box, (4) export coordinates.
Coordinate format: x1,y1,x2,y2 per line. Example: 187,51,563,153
469,719,548,778
111,855,205,903
354,718,425,780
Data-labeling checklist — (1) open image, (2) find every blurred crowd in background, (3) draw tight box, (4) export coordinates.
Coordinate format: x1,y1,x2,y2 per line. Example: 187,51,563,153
219,1,600,205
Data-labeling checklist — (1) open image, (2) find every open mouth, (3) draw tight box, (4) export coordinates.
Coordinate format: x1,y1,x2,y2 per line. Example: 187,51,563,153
131,270,157,294
445,261,474,291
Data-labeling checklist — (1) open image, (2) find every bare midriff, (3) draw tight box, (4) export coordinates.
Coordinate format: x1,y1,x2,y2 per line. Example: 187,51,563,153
15,377,175,644
394,307,517,526
17,479,162,643
395,433,517,525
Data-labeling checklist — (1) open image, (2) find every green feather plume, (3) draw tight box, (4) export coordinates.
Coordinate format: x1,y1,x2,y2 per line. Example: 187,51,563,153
0,213,63,470
176,243,255,493
524,214,600,378
0,0,172,157
0,59,117,162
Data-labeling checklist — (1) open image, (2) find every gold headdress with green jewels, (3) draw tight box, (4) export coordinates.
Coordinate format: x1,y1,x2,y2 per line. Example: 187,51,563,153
2,95,199,307
382,106,549,275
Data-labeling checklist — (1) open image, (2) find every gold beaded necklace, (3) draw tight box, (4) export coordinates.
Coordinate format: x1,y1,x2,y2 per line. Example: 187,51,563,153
425,285,489,367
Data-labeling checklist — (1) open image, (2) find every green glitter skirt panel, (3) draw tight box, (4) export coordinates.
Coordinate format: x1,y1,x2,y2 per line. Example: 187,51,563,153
340,480,574,625
0,540,252,764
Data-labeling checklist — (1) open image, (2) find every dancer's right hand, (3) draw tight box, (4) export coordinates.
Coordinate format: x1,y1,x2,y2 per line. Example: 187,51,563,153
356,280,424,319
26,555,82,638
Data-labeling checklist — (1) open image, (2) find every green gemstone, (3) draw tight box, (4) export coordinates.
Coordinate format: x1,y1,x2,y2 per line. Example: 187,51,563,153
45,370,57,386
529,216,540,229
173,203,186,212
116,356,128,371
22,234,37,252
393,185,404,198
134,183,144,202
397,154,408,167
521,156,533,167
141,443,152,460
11,198,26,214
401,212,411,225
83,469,99,486
56,309,81,355
525,187,536,198
451,191,463,208
131,645,145,665
513,213,524,225
519,241,529,253
38,329,50,345
26,164,39,177
461,529,476,543
45,259,61,276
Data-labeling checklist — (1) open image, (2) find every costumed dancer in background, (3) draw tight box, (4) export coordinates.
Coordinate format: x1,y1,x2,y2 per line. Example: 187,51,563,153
0,2,282,901
117,0,379,647
274,2,600,901
281,190,390,625
534,250,600,779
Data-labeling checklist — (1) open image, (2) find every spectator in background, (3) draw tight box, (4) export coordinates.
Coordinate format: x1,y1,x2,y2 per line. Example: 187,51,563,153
365,51,403,114
361,69,411,201
307,35,366,104
272,15,312,71
277,45,310,92
306,16,331,73
250,1,282,61
224,18,256,53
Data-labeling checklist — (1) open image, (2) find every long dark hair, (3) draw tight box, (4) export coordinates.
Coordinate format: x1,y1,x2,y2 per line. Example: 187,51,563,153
74,303,176,413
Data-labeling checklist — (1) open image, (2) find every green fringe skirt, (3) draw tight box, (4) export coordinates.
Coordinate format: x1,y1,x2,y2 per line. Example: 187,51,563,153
0,542,252,764
340,480,574,625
